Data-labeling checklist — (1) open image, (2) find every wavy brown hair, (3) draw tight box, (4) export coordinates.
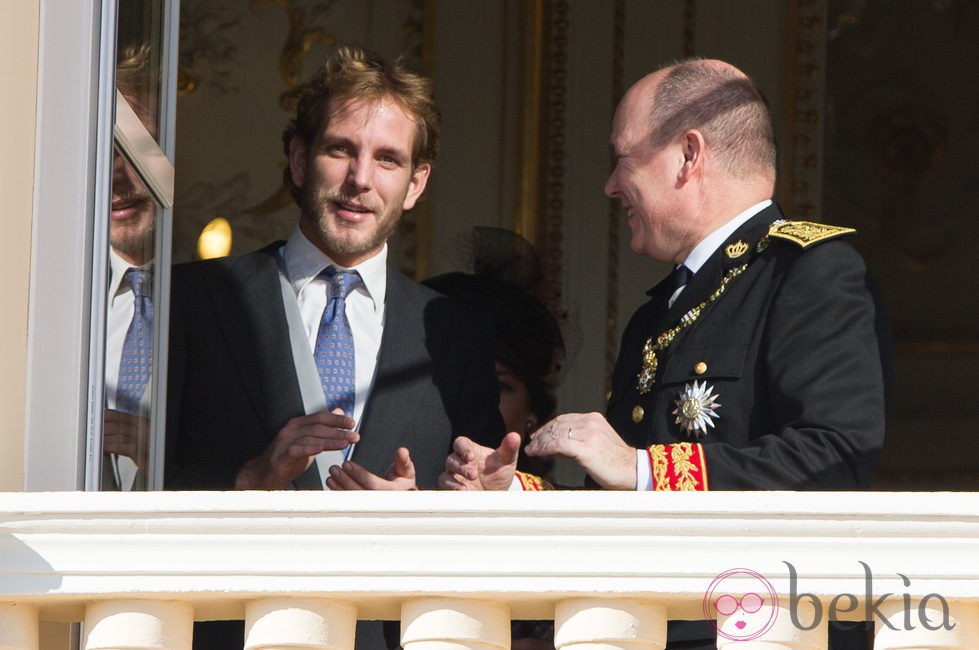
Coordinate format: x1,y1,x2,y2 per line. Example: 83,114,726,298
282,46,440,204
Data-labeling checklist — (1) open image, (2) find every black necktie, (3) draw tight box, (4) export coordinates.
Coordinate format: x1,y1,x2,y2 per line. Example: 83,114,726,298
668,264,692,308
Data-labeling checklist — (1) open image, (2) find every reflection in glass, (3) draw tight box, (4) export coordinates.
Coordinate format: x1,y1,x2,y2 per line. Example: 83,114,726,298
101,41,163,491
117,43,161,139
102,151,160,491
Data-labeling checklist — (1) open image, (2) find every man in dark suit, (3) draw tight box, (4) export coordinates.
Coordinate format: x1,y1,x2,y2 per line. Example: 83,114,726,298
442,58,889,649
165,46,504,650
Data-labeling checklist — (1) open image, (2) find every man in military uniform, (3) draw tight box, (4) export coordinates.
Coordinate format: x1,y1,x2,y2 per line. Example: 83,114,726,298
441,57,890,648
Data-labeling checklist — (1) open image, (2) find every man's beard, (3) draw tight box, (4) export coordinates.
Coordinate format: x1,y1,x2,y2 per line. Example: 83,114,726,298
300,185,403,260
111,197,156,264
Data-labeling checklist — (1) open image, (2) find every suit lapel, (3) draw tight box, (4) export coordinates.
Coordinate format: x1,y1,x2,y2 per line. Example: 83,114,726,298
349,267,423,474
205,243,305,438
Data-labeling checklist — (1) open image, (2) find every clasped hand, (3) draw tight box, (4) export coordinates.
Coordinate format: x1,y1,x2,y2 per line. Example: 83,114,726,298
234,408,419,490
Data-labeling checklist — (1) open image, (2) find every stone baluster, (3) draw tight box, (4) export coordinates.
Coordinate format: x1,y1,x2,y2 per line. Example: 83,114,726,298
84,600,192,650
553,598,666,649
400,598,509,650
715,598,826,650
244,599,357,650
874,598,979,650
0,604,38,650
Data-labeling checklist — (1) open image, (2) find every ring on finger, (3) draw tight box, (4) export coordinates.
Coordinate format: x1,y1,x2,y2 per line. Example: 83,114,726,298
567,427,573,440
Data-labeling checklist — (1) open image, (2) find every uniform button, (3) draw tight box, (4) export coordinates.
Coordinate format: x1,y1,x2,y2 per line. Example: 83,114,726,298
694,361,708,375
632,405,644,423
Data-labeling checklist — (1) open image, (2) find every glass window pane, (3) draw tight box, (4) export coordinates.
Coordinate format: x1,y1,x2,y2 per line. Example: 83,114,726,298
102,149,162,491
94,0,175,491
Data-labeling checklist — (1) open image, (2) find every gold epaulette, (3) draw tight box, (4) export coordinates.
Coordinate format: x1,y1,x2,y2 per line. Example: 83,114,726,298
768,220,856,248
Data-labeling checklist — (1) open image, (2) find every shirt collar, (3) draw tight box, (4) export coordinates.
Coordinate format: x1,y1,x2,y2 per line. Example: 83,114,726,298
281,226,387,312
681,199,772,274
108,248,153,300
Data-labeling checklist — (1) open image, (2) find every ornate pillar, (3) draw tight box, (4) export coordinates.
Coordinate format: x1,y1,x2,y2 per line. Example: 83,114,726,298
400,598,509,650
0,604,38,650
84,600,193,650
553,598,666,649
874,599,979,650
244,598,356,650
715,598,826,650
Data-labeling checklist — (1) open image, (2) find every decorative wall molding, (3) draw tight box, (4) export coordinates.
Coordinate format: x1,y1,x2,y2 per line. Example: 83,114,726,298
783,0,827,219
537,0,570,330
604,0,625,391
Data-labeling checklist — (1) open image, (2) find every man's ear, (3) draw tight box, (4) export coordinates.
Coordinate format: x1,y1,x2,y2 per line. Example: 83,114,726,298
678,129,706,183
288,135,307,189
402,162,431,211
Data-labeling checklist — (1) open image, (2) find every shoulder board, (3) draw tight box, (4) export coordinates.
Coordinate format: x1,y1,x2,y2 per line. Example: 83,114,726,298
768,220,856,248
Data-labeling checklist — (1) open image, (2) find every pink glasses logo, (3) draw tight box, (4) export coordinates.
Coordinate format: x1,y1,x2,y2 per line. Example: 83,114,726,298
703,568,779,641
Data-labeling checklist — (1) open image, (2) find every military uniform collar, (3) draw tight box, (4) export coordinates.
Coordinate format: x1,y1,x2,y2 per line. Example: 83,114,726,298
683,199,773,273
662,203,781,317
718,202,780,271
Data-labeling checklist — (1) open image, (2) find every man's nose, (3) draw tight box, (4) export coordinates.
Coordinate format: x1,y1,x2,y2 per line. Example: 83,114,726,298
346,156,373,191
603,168,619,198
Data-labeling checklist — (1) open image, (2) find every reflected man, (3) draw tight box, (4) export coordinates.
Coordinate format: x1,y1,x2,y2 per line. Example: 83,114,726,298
103,44,160,490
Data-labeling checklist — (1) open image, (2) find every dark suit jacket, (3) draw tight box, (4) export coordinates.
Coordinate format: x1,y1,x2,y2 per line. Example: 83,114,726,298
164,242,505,650
165,242,504,491
606,204,890,648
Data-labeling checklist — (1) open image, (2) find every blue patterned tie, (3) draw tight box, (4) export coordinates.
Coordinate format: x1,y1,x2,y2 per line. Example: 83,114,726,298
117,268,153,413
314,267,361,418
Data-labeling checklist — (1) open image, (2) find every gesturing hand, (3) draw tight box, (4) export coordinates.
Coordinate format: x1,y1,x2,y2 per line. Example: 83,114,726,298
439,431,521,491
234,409,359,489
326,447,418,490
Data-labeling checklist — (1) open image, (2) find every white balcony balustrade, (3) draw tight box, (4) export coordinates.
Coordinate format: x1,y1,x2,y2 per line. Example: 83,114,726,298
1,491,978,650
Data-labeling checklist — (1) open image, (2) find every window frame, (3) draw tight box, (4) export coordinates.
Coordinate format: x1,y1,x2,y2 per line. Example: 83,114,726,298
25,0,179,491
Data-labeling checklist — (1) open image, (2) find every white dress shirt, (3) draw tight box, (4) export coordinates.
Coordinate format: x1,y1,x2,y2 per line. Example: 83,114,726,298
278,227,387,482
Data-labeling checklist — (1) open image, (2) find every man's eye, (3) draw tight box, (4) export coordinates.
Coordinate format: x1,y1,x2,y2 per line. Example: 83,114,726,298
327,143,348,154
498,380,515,394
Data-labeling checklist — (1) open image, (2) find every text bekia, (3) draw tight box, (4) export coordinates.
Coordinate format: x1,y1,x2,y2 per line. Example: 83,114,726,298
786,561,954,631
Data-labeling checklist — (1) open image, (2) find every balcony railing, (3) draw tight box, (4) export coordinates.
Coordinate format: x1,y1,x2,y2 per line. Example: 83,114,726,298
2,491,978,650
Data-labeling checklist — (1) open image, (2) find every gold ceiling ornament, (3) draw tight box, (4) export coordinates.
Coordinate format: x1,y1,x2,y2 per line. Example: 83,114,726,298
176,3,241,96
250,0,337,110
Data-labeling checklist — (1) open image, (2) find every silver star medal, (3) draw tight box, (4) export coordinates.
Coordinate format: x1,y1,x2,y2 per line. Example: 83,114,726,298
673,381,721,438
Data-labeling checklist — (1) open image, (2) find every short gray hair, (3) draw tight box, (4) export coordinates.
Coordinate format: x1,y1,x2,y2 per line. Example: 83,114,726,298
649,58,776,179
